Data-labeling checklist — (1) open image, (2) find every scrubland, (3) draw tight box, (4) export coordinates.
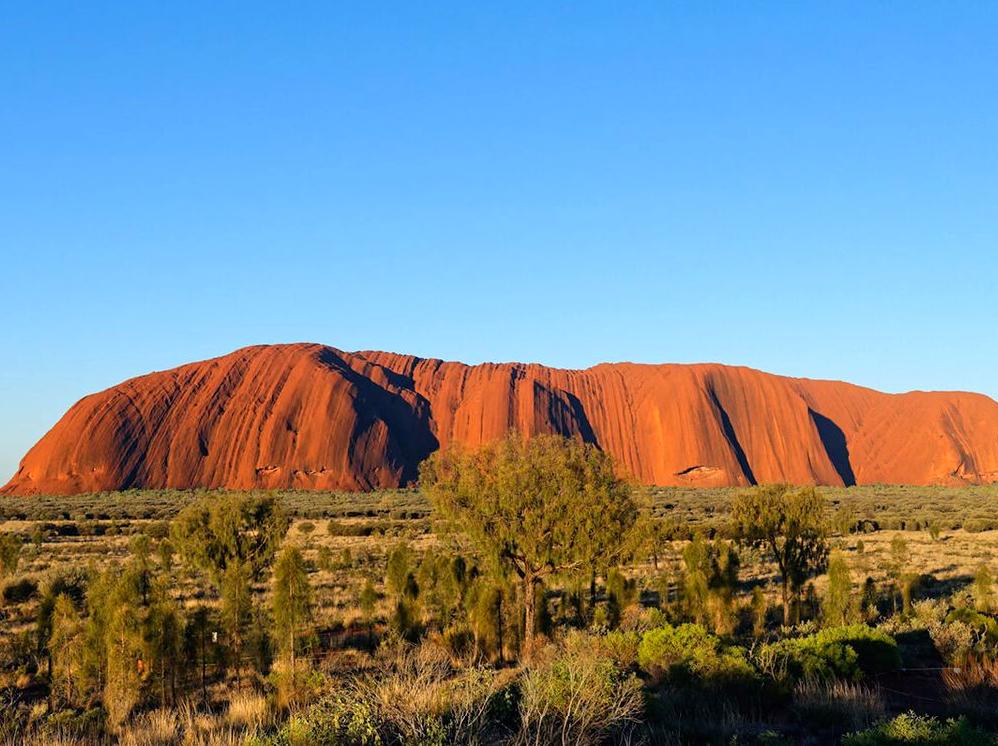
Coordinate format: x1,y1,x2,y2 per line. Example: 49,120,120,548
1,482,997,745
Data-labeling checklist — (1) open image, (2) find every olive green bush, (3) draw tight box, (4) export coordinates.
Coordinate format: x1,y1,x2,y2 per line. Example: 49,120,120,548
756,625,899,684
842,712,995,746
637,623,756,688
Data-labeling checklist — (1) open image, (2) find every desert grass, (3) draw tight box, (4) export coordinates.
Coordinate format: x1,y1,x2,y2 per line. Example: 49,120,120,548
117,700,264,746
793,678,886,729
223,691,271,730
350,642,510,745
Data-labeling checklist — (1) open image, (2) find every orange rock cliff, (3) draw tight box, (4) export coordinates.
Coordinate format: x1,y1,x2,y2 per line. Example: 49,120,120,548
4,343,998,495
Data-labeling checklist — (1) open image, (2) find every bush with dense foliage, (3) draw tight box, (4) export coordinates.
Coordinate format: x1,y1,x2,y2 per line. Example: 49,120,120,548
1,576,37,603
421,433,639,651
756,625,899,684
842,712,995,746
637,623,756,688
730,484,829,625
946,608,998,644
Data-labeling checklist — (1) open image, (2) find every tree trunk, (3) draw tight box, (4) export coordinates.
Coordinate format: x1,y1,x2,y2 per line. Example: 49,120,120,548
235,648,242,688
289,585,297,676
781,579,792,627
523,575,537,658
200,626,207,707
496,591,504,664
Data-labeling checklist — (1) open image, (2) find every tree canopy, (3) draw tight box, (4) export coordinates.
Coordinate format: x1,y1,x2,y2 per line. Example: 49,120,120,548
0,533,22,577
171,494,289,584
420,432,638,651
730,484,828,626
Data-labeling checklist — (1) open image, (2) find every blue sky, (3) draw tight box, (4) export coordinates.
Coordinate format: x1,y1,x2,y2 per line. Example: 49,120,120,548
2,3,997,482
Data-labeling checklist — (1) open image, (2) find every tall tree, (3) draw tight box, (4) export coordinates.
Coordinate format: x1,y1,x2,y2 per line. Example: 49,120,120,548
973,564,994,613
631,512,672,572
822,549,854,627
146,592,183,706
0,533,22,577
220,562,254,685
681,534,739,633
48,594,85,707
681,534,711,625
887,534,910,613
420,433,638,655
707,539,740,634
272,546,314,675
157,538,175,574
183,606,214,706
385,542,418,601
171,494,289,585
861,577,880,622
36,569,88,693
731,484,828,626
751,586,768,637
172,494,288,680
82,564,149,730
358,579,378,640
128,534,154,606
469,579,507,663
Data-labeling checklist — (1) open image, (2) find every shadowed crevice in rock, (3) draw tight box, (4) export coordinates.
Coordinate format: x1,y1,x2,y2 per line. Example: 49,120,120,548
809,408,856,486
564,391,600,448
532,380,601,447
315,347,438,484
706,387,757,486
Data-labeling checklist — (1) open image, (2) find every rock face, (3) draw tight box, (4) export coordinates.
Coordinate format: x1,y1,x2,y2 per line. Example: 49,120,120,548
4,343,998,495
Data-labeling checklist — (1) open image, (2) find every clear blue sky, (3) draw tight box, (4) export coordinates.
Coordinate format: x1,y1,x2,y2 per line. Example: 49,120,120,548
2,3,997,483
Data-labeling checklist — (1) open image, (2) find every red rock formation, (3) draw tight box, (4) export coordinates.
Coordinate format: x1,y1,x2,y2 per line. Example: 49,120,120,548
4,343,998,495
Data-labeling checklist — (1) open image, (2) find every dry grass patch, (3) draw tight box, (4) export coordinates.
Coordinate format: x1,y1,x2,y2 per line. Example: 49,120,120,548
793,678,886,730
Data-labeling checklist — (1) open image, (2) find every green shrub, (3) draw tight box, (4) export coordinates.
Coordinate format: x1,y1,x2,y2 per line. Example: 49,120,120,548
316,546,334,573
842,712,995,745
2,577,39,604
758,635,859,683
927,619,976,664
143,520,171,539
327,520,371,537
0,533,22,577
0,629,35,673
936,609,998,661
756,625,899,683
962,519,996,534
816,625,901,675
441,623,475,662
40,708,106,741
250,690,381,745
637,623,755,687
598,630,641,667
946,608,998,642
